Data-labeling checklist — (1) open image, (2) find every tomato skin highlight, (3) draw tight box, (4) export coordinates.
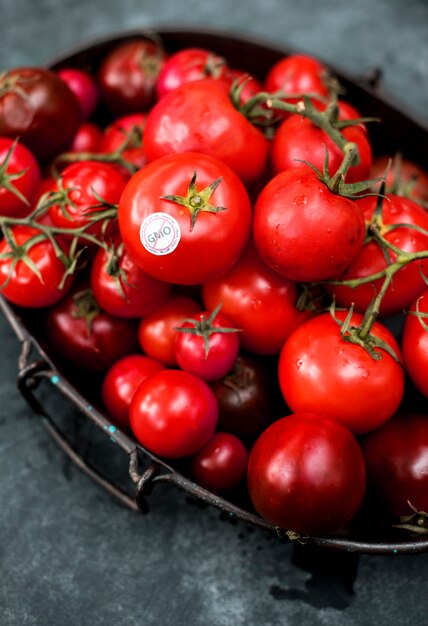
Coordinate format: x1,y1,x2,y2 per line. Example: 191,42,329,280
247,413,366,535
130,369,218,458
278,311,405,434
191,432,248,492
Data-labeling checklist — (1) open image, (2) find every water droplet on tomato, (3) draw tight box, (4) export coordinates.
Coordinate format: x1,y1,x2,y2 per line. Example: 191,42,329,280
292,194,307,206
296,359,303,369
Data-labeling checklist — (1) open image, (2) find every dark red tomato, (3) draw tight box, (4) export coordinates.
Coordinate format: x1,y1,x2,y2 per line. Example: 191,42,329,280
175,309,240,381
210,355,272,439
0,226,73,307
138,295,201,366
49,161,127,238
253,168,366,282
45,288,138,371
57,68,99,120
102,354,165,430
70,122,104,153
271,114,372,183
156,47,228,99
362,412,428,518
402,289,428,397
0,68,81,161
130,369,218,458
247,413,366,535
203,244,312,355
191,432,248,492
0,138,41,217
332,195,428,316
90,241,170,318
98,39,166,115
371,156,428,202
143,79,269,185
118,152,252,285
278,311,404,434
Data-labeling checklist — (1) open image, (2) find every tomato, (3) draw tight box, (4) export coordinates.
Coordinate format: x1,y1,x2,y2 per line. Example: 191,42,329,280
45,288,138,371
118,152,252,285
371,156,428,202
138,295,201,366
174,308,240,381
278,311,404,434
203,243,311,355
49,161,127,238
331,195,428,316
130,369,218,458
210,355,272,439
191,432,248,492
102,354,165,430
90,240,170,318
0,226,73,307
69,123,103,153
97,39,166,115
402,289,428,397
362,412,428,519
247,413,366,535
143,79,269,185
57,68,99,120
271,114,373,183
225,68,263,106
102,113,147,152
253,168,366,282
0,68,81,161
0,138,41,218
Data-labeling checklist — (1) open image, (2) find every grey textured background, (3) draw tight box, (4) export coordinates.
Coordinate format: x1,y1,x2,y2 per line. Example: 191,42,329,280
1,1,428,625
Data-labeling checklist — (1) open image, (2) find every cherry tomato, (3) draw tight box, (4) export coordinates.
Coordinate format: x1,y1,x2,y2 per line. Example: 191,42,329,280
57,68,99,119
118,152,252,285
278,311,405,434
101,113,147,152
90,240,170,318
0,226,73,307
138,295,201,366
98,39,166,115
70,123,104,153
143,79,269,185
130,369,218,458
45,288,138,371
371,156,428,202
0,68,81,161
362,412,428,518
253,168,366,282
175,308,240,381
102,354,165,430
191,432,248,492
203,243,312,355
0,138,41,218
402,289,428,397
247,413,366,535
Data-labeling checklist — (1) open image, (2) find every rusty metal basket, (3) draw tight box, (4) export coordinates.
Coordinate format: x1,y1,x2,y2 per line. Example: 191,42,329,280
3,28,428,555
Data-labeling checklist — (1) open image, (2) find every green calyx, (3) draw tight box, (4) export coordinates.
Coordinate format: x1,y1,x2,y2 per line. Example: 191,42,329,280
0,139,31,206
71,288,100,330
162,170,227,230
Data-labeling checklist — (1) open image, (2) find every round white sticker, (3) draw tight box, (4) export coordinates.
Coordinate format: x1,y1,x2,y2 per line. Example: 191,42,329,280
139,212,181,256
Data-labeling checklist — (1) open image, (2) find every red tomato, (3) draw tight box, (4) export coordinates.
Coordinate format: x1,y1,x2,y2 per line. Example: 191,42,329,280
101,113,147,174
130,369,218,458
97,39,166,115
45,288,138,371
362,412,428,518
70,123,104,153
0,138,41,217
247,413,366,535
191,432,248,492
118,152,252,285
371,156,428,202
57,68,99,119
278,311,405,434
203,244,311,355
175,309,240,381
402,289,428,397
253,168,366,282
102,354,165,430
331,195,428,316
0,68,81,161
271,114,372,183
90,241,170,318
138,295,201,366
0,226,73,307
143,79,269,185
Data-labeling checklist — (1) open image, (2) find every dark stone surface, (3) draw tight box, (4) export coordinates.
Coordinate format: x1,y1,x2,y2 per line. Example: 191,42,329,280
1,1,428,625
